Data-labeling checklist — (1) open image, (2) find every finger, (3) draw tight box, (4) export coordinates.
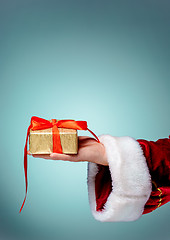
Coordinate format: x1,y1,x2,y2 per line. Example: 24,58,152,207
27,150,31,155
32,154,52,159
50,152,79,161
30,152,81,162
31,153,77,161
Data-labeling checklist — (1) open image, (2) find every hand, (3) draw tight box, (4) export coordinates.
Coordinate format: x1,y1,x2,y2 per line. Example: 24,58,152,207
28,136,108,166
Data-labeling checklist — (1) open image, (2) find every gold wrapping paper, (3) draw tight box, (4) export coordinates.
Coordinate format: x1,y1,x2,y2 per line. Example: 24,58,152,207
29,122,78,154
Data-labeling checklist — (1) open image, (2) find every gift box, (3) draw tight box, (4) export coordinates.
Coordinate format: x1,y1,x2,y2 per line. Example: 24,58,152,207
29,120,78,154
19,116,100,213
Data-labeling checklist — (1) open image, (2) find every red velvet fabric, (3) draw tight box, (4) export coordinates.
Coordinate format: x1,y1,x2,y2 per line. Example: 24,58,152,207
95,136,170,214
95,165,112,211
138,136,170,214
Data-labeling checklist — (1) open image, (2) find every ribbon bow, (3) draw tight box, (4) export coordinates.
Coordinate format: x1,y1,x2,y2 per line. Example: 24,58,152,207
20,116,100,213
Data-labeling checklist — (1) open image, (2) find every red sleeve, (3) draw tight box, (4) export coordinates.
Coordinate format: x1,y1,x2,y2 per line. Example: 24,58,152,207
95,136,170,214
137,136,170,214
95,165,112,211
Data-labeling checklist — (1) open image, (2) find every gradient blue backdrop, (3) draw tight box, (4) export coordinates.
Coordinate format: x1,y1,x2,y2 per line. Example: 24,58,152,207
0,0,170,240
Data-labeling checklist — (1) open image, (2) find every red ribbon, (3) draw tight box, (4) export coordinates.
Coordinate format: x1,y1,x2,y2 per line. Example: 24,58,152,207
19,116,100,213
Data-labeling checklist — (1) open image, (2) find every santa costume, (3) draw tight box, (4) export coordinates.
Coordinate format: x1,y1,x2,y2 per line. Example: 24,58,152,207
87,135,170,222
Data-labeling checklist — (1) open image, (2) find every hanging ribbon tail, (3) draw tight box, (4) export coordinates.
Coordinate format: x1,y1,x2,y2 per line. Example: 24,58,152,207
87,127,100,143
19,125,31,213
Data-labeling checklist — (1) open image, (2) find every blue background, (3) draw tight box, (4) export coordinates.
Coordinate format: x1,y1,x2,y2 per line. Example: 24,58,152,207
0,0,170,239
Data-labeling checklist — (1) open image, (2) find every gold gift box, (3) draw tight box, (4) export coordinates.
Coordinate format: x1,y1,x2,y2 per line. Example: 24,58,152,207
29,121,78,154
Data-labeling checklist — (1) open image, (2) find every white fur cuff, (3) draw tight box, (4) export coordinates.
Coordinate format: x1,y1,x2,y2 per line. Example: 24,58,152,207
87,135,152,222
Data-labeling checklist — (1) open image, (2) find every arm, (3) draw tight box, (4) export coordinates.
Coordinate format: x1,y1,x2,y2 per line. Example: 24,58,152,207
137,137,170,214
31,135,170,222
87,135,152,222
88,135,170,222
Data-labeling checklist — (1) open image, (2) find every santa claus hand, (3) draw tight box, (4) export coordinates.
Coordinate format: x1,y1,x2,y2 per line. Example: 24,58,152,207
28,136,108,166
